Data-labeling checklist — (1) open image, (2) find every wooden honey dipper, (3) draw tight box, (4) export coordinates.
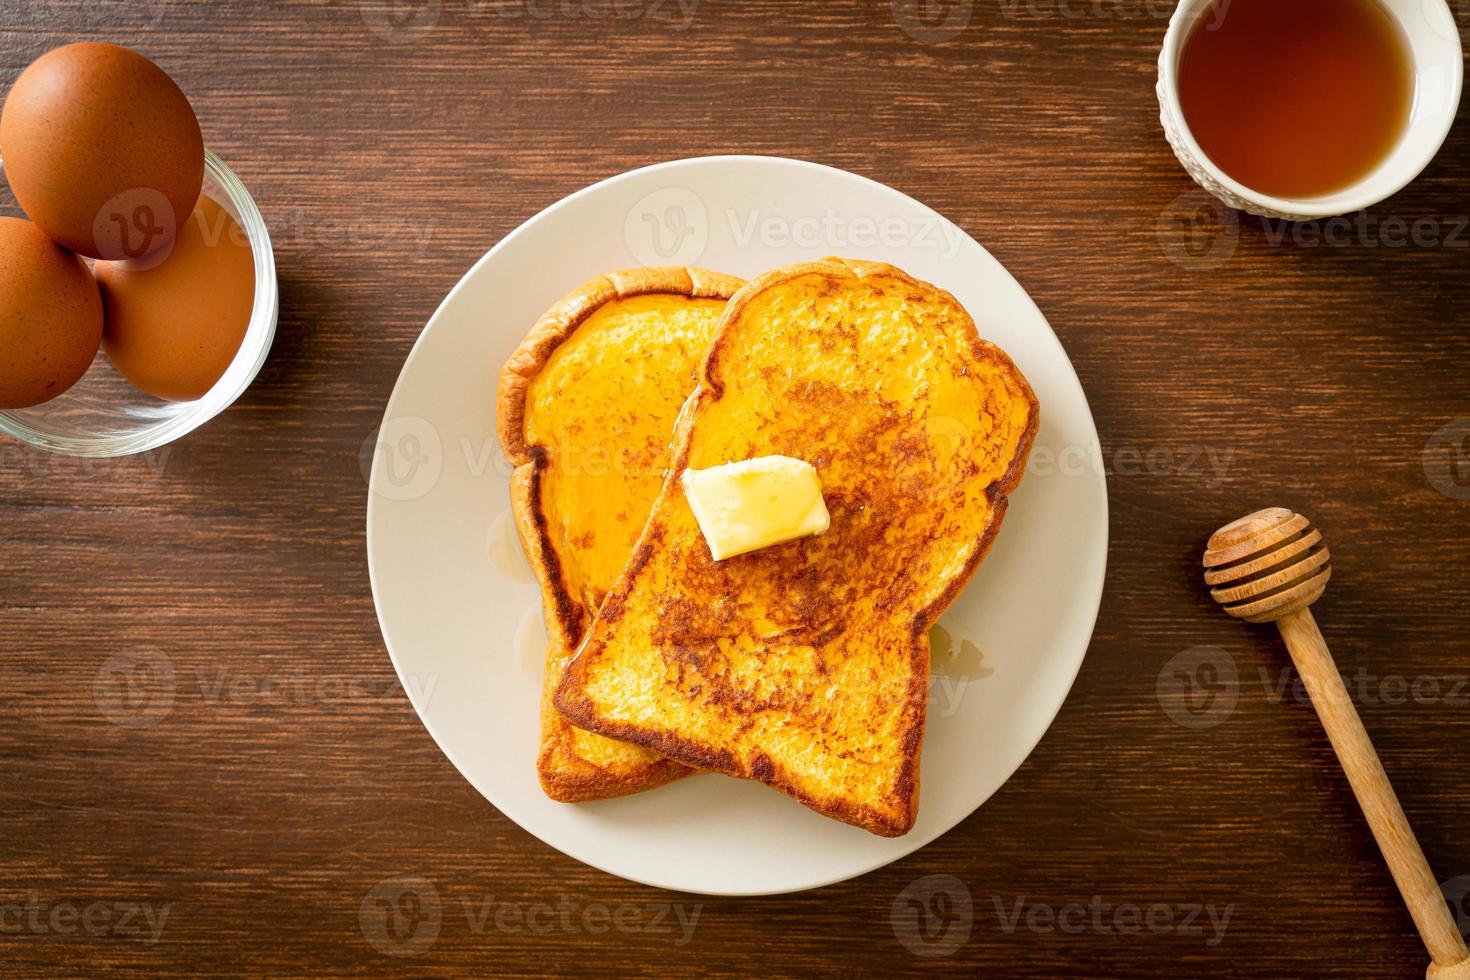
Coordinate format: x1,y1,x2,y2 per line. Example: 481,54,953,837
1205,508,1470,979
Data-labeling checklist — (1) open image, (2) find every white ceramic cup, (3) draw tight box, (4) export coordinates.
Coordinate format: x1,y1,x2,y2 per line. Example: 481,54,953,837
1158,0,1464,221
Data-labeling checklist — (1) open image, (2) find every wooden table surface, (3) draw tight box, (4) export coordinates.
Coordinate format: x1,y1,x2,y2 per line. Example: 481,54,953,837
3,1,1468,976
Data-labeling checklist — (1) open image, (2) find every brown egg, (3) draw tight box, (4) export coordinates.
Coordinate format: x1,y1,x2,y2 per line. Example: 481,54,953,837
0,42,203,260
0,217,104,409
96,196,254,402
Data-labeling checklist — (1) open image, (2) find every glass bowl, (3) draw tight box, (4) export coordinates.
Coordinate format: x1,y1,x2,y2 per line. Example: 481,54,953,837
0,149,277,456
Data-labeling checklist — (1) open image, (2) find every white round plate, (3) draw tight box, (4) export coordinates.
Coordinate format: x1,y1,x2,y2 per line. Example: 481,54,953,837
367,156,1107,896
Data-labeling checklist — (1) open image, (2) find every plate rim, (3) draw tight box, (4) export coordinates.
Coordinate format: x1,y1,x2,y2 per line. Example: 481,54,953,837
366,153,1109,896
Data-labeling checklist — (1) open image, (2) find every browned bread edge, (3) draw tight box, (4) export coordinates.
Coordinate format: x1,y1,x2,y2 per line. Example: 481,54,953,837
497,266,747,802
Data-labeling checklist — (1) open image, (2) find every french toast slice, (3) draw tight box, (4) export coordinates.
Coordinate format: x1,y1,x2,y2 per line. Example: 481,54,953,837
555,258,1038,835
498,266,744,802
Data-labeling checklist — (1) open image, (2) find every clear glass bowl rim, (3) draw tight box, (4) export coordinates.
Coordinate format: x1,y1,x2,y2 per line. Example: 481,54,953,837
0,149,278,457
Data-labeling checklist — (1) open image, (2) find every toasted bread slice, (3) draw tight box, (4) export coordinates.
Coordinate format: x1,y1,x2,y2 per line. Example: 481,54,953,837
498,266,745,801
555,258,1039,834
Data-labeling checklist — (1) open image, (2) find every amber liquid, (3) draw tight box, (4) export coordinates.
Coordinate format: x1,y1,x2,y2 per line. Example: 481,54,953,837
1178,0,1413,199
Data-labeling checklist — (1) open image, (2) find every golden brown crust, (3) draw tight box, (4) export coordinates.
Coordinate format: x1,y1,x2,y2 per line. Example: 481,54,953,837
498,266,745,467
498,266,745,802
555,257,1039,835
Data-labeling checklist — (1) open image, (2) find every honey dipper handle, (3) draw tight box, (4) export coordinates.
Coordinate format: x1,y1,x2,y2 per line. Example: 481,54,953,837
1276,609,1470,975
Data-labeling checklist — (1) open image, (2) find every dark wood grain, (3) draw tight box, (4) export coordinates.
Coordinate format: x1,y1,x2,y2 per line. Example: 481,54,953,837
3,1,1468,976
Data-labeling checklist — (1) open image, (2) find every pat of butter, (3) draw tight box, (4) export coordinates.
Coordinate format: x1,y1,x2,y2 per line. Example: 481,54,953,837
681,455,830,561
